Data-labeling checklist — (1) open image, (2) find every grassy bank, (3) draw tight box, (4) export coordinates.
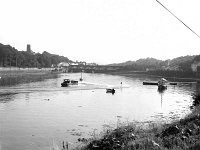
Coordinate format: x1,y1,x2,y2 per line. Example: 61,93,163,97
0,68,58,86
77,94,200,150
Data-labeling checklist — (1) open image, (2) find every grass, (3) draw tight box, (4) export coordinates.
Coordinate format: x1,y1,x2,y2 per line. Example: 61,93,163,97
77,93,200,150
0,68,58,86
46,93,200,150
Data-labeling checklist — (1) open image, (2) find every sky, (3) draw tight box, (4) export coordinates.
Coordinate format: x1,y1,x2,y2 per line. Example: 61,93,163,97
0,0,200,64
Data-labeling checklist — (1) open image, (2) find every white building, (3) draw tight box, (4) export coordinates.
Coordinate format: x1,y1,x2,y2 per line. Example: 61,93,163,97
57,62,70,67
191,61,200,72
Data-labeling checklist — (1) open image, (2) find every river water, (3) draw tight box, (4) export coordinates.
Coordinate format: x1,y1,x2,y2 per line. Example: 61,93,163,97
0,73,198,150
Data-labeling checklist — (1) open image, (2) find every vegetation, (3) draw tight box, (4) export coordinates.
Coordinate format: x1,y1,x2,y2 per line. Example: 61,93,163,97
78,93,200,150
169,56,195,71
109,58,168,71
109,55,200,73
1,42,200,76
0,69,58,86
0,43,72,68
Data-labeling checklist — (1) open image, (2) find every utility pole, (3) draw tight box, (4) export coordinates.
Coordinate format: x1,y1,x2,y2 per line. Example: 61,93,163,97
156,0,200,39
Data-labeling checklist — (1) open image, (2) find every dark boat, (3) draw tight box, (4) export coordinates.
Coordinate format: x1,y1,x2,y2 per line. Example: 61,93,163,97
61,79,78,87
143,82,158,85
106,88,115,94
158,85,167,91
158,78,168,91
169,82,177,85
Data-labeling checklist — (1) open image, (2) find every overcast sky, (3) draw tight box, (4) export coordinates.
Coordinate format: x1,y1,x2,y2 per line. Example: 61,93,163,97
0,0,200,64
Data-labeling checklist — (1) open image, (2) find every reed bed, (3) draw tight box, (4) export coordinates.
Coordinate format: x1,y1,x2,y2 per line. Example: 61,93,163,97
0,68,58,86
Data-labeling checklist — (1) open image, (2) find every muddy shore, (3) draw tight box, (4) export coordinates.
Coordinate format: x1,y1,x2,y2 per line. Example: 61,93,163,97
76,73,200,150
0,68,58,86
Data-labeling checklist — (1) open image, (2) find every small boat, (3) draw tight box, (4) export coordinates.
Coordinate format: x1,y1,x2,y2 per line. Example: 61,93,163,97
106,88,115,94
158,84,167,90
143,82,158,85
169,82,177,85
61,79,78,87
158,78,168,91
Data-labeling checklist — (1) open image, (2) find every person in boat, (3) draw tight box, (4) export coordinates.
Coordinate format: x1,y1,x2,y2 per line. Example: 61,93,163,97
158,78,168,91
158,78,168,86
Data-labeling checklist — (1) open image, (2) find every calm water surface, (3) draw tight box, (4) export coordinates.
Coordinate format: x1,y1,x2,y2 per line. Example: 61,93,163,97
0,73,198,150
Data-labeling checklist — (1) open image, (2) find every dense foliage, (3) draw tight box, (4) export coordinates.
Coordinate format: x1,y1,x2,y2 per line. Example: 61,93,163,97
109,55,200,72
0,43,71,68
1,42,200,73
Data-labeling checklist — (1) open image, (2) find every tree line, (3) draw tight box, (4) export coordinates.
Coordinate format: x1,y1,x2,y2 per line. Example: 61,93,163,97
110,56,200,72
0,43,72,68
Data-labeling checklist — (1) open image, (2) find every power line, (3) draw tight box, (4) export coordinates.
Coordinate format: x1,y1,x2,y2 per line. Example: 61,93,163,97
156,0,200,39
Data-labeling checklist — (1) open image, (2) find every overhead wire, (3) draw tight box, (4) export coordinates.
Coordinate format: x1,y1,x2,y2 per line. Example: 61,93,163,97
156,0,200,39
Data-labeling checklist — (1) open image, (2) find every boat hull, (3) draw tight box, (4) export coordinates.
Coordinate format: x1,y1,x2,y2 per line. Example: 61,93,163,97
143,82,158,85
61,79,78,87
106,89,115,94
158,85,167,91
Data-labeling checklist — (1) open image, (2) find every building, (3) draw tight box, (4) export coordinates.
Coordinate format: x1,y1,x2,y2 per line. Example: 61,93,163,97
191,61,200,72
57,62,70,67
26,44,34,54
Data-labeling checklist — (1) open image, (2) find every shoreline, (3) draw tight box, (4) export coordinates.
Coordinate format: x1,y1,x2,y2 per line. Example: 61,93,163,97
0,67,59,86
107,71,200,82
79,99,200,150
76,72,200,150
1,70,200,149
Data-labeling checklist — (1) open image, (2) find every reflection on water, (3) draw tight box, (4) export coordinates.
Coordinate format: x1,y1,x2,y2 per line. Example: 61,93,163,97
0,73,197,150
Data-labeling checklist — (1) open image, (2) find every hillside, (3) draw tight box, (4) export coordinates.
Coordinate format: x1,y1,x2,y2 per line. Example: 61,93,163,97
109,55,199,72
0,43,72,68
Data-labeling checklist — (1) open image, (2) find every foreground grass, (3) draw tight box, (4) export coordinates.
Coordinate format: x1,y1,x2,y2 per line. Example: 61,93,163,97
77,94,200,150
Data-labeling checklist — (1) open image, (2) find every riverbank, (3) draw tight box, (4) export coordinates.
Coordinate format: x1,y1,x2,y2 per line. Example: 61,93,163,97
72,71,200,150
77,93,200,150
108,70,200,82
0,67,58,86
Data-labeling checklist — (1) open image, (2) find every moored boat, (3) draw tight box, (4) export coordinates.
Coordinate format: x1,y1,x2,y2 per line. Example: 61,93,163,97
143,82,158,85
158,84,167,90
61,79,78,87
158,78,168,91
169,82,177,85
106,88,115,94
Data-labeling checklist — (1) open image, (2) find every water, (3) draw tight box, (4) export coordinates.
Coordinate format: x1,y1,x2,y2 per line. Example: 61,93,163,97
0,73,197,150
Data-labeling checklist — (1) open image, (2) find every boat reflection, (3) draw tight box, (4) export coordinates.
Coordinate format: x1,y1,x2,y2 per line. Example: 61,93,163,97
157,88,167,108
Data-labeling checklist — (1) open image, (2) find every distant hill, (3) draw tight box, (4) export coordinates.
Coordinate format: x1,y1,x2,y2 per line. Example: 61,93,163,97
108,55,199,72
1,42,200,72
135,58,167,70
109,57,168,71
168,55,196,71
109,60,136,66
0,43,72,68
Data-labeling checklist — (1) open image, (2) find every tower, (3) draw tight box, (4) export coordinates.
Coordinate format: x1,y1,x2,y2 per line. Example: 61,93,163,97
26,44,31,53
